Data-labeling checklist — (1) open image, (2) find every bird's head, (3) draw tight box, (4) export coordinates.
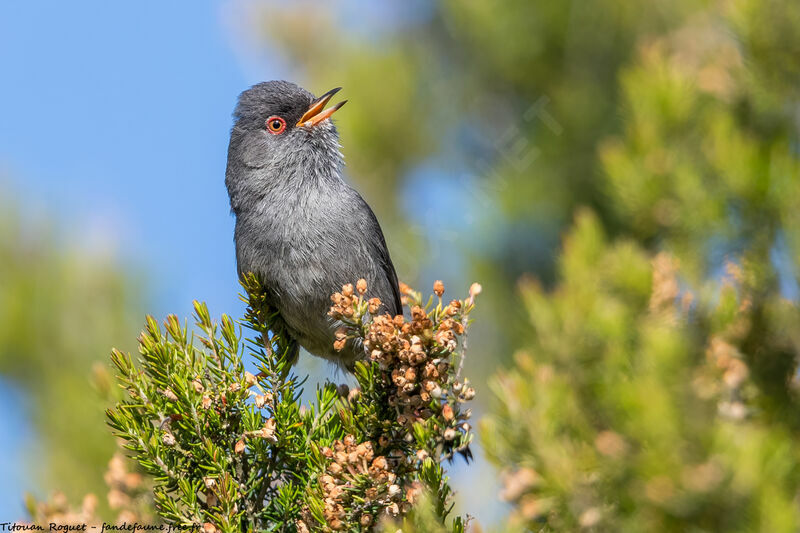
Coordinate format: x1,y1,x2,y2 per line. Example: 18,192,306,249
228,80,346,171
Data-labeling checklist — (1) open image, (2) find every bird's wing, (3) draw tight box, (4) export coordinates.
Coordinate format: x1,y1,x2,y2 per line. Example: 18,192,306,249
374,224,403,316
354,195,403,316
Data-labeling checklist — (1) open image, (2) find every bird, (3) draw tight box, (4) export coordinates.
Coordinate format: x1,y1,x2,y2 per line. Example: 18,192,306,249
225,81,402,370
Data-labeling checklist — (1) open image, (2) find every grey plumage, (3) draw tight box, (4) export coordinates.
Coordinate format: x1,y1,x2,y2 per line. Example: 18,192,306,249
225,81,402,369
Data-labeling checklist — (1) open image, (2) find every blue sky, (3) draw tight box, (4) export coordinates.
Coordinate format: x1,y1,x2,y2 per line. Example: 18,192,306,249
0,0,252,518
0,2,249,320
0,1,504,523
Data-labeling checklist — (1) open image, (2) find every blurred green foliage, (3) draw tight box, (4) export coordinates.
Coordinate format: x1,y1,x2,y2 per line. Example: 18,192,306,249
0,195,143,511
479,2,800,531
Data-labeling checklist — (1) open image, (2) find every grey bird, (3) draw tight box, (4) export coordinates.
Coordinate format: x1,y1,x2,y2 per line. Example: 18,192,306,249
225,81,402,370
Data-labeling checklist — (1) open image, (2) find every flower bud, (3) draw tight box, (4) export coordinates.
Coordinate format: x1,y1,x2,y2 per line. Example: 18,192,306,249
254,393,271,408
261,418,277,440
433,280,445,297
341,283,354,297
469,282,482,297
348,387,361,402
356,278,368,295
442,404,454,421
368,298,381,314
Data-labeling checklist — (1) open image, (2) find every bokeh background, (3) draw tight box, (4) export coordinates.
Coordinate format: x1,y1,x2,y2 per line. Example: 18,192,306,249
2,1,800,530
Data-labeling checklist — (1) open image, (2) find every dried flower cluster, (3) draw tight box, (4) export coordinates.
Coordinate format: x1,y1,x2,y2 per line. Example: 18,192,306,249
296,435,421,531
25,492,100,529
329,279,478,461
26,452,154,528
499,467,543,523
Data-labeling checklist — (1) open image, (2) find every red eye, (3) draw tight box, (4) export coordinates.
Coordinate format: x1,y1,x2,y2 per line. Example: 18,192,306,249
266,116,286,134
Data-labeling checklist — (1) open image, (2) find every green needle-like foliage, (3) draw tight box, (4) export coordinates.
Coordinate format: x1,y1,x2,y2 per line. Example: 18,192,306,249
106,275,478,532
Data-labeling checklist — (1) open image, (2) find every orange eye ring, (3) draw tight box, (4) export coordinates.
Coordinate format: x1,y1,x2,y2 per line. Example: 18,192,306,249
266,116,286,135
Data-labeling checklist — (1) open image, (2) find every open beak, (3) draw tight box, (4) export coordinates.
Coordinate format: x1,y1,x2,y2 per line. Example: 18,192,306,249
297,87,347,128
